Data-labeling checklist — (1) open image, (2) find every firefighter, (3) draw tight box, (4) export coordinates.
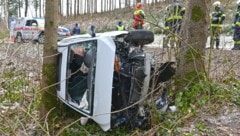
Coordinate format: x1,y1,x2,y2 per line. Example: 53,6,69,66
232,0,240,50
116,21,125,31
163,0,185,48
133,3,145,29
210,1,226,50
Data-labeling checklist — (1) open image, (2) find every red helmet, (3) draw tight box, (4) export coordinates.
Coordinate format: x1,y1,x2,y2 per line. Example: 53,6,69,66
136,3,142,9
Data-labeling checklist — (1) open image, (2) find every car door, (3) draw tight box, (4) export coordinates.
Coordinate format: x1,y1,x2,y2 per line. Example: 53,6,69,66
23,19,32,40
30,19,39,40
57,36,116,131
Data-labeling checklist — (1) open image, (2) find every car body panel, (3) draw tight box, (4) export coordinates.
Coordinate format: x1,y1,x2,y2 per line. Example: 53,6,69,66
57,35,116,131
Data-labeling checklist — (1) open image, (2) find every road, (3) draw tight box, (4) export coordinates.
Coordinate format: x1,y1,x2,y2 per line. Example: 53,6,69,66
147,34,234,50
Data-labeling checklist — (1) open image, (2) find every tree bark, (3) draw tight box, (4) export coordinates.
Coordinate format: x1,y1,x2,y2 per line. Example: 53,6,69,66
24,0,28,17
66,0,69,17
39,0,41,17
176,0,210,90
40,0,59,130
18,0,21,17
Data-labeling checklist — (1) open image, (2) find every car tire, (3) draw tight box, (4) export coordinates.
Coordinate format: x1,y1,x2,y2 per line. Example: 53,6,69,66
125,30,154,46
15,33,22,43
32,40,37,44
38,34,44,44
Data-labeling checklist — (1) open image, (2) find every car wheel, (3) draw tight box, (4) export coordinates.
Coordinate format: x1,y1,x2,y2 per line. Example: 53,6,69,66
16,33,22,43
125,30,154,46
38,34,44,44
32,40,37,44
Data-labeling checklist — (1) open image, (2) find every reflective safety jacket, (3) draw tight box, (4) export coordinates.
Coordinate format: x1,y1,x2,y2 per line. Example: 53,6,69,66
165,2,185,28
211,8,226,28
133,9,145,28
232,9,240,42
232,10,240,27
117,25,125,31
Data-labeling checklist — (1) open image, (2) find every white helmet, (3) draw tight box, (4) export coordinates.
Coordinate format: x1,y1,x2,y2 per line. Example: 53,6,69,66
213,1,221,7
237,0,240,5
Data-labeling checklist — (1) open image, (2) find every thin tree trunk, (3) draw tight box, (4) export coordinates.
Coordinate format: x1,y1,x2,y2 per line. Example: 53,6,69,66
66,0,69,16
25,0,28,17
3,0,8,29
94,0,97,13
70,0,72,16
77,0,79,15
74,0,76,16
87,0,90,13
59,0,62,16
119,0,121,9
40,0,59,128
39,0,41,17
18,0,21,17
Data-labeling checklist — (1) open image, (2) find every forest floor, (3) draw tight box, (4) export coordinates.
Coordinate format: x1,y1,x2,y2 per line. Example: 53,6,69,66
0,41,239,135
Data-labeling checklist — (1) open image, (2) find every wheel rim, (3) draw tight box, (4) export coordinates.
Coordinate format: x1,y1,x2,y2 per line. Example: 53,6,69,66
38,35,44,44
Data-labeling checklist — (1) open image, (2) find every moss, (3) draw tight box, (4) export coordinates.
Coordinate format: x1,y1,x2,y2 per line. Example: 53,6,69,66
41,64,59,119
50,21,54,26
184,48,201,63
191,6,205,22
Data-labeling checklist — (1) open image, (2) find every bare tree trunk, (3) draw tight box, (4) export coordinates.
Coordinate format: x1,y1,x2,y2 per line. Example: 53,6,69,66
109,0,112,10
66,0,69,17
87,0,90,13
74,0,76,16
94,0,97,13
40,0,59,130
39,0,41,17
3,0,9,29
18,0,21,17
119,0,121,9
176,0,210,90
24,0,28,17
70,0,72,16
104,0,106,12
42,0,45,16
77,0,79,15
59,0,62,16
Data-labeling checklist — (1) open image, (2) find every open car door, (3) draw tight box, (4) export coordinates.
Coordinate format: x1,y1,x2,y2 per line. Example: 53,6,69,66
57,36,115,131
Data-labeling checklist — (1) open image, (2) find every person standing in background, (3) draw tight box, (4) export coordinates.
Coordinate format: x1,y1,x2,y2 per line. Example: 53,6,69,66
133,3,145,29
72,23,81,35
210,1,226,49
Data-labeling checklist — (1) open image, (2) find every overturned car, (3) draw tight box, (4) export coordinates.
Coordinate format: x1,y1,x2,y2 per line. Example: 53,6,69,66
57,29,175,131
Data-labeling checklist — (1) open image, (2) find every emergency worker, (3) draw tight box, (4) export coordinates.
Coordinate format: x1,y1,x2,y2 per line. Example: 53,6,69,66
116,21,125,31
163,0,185,48
232,0,240,50
210,1,225,49
133,3,145,29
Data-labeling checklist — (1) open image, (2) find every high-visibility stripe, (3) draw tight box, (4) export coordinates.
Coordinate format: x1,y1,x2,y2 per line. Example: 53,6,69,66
234,41,240,44
211,24,223,27
167,16,182,21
